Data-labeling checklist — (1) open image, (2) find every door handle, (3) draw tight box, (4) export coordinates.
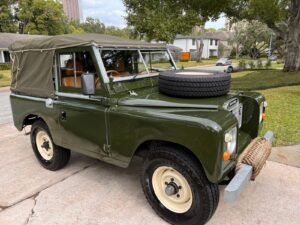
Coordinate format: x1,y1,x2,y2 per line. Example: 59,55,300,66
61,111,67,120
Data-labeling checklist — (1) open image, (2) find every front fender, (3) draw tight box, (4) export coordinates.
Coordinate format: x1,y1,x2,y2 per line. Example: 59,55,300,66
108,106,237,183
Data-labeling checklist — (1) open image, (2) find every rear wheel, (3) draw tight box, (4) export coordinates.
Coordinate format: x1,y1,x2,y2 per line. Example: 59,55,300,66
141,146,219,225
31,120,71,171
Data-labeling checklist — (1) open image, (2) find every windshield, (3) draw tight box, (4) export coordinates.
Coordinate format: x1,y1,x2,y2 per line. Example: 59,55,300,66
140,50,175,73
99,49,175,80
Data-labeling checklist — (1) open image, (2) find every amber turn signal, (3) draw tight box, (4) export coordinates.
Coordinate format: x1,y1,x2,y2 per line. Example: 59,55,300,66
223,151,230,161
262,113,266,120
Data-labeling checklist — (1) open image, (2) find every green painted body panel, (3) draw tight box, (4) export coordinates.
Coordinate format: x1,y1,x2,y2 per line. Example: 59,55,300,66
10,84,264,183
9,46,265,184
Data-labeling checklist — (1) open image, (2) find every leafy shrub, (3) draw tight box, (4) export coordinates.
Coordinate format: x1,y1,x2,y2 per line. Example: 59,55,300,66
238,60,246,70
209,56,218,59
0,63,11,70
180,59,189,62
248,61,255,69
257,59,263,69
277,59,285,64
265,60,272,69
0,74,3,79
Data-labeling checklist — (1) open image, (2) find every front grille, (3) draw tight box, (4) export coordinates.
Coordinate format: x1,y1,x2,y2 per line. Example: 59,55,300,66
224,98,243,127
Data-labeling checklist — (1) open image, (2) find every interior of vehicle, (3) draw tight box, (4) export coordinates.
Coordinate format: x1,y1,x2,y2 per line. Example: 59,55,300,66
59,51,100,89
100,50,147,78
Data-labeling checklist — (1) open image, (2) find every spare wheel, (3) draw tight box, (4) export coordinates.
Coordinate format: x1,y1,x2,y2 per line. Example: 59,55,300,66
158,70,231,98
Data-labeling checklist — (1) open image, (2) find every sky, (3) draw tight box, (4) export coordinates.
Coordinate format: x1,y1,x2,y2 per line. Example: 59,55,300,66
81,0,226,29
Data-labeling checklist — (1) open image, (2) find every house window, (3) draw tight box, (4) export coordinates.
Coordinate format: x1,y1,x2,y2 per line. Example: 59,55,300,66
210,39,213,45
192,38,196,46
3,51,10,63
215,40,218,46
59,51,98,90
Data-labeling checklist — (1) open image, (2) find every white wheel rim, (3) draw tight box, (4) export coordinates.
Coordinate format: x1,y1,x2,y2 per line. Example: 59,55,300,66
35,130,54,161
152,166,193,213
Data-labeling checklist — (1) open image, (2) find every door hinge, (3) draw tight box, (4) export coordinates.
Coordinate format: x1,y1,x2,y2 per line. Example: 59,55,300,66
103,144,111,156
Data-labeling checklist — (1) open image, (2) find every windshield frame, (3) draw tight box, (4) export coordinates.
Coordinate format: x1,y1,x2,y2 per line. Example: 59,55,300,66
96,47,177,83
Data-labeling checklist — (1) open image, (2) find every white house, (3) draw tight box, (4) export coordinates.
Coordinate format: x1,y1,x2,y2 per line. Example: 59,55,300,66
173,34,219,59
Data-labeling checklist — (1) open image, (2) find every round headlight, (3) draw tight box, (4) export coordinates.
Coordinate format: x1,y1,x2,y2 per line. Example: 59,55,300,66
225,127,237,154
259,102,264,123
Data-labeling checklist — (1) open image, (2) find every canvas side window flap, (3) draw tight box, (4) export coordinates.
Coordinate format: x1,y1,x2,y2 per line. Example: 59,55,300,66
58,51,100,91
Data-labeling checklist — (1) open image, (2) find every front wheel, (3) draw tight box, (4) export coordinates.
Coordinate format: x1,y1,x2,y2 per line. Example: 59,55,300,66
31,120,71,171
141,146,219,225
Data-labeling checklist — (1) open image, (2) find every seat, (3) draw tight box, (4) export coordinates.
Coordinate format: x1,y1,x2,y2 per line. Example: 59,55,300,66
65,60,83,76
115,58,130,76
62,59,84,87
63,76,82,87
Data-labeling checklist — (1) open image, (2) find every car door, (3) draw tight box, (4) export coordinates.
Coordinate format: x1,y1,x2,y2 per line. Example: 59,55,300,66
54,47,109,157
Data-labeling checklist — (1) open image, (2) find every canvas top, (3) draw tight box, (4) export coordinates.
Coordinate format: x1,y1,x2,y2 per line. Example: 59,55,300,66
9,33,166,51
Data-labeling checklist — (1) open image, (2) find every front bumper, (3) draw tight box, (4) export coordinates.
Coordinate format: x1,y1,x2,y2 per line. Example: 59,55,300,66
224,131,273,203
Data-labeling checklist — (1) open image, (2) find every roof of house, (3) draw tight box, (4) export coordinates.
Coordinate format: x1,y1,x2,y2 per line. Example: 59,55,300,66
167,45,182,51
175,31,234,41
0,33,44,49
9,33,166,51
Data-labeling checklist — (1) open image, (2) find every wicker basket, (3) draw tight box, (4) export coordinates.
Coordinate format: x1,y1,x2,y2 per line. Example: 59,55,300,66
236,137,272,180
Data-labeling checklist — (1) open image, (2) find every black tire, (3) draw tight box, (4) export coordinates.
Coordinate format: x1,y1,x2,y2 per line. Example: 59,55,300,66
226,66,233,73
158,70,231,98
31,120,71,171
141,146,219,225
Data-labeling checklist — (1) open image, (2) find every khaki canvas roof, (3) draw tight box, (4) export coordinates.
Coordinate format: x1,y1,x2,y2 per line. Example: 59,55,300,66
9,33,166,51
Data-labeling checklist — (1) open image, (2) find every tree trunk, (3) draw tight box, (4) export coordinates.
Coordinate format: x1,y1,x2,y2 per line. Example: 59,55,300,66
236,43,240,58
283,0,300,72
196,38,204,62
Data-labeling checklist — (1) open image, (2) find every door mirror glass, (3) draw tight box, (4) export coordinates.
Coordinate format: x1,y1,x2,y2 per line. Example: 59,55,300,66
81,73,95,95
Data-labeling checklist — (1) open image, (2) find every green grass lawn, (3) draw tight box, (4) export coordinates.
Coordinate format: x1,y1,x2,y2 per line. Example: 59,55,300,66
0,70,11,87
176,59,218,68
231,70,300,90
260,86,300,146
231,69,300,146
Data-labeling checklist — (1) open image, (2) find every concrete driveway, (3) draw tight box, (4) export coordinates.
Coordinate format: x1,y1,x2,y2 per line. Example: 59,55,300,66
0,88,299,225
0,87,12,125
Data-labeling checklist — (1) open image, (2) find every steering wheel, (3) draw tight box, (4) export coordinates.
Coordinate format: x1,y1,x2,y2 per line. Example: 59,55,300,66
106,70,120,77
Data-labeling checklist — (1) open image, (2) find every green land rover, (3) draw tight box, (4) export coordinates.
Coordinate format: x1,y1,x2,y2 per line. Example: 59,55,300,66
9,34,273,225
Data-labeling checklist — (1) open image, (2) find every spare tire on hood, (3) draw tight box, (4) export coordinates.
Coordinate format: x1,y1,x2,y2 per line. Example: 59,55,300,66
158,69,231,98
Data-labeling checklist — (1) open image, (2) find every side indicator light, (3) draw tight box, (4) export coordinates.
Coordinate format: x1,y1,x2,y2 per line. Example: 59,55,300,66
262,113,266,120
223,151,230,161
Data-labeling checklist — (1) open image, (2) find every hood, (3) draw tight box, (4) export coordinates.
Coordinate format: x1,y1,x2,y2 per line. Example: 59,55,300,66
118,87,240,110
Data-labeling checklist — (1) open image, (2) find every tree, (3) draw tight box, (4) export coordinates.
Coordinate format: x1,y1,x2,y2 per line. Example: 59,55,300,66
0,0,18,32
105,26,134,39
17,0,65,35
124,0,300,72
80,17,105,34
229,20,272,58
205,28,217,32
224,0,300,71
65,19,85,34
123,0,204,42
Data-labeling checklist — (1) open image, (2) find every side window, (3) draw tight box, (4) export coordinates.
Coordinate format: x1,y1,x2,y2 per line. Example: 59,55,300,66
58,51,100,90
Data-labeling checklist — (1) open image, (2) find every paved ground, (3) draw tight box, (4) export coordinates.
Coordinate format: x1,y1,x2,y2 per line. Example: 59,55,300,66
0,87,12,125
0,88,300,225
187,63,238,73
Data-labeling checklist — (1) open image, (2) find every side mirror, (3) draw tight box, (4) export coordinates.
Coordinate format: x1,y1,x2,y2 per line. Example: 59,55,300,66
81,72,95,95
